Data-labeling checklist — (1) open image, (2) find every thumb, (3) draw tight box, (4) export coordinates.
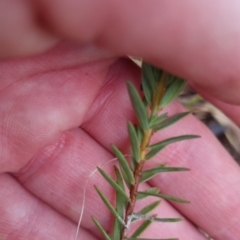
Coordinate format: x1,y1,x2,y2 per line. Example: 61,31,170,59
35,0,240,104
1,0,240,104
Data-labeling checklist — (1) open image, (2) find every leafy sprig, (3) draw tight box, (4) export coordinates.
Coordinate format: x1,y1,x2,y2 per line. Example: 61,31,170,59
92,62,200,240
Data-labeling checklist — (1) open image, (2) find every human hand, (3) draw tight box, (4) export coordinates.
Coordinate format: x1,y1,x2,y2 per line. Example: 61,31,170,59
1,1,240,240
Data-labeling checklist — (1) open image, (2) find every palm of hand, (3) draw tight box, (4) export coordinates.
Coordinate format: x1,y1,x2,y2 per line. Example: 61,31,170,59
0,44,239,240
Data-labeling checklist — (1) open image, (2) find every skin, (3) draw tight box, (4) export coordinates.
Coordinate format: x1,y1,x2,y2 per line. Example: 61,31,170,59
0,1,240,239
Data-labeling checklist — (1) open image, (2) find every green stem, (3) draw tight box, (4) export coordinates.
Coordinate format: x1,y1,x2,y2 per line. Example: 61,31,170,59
121,128,153,240
121,78,167,239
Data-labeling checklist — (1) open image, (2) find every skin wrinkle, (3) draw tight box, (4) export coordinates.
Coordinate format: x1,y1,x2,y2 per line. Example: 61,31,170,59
0,43,115,92
15,133,66,183
0,175,96,240
82,62,126,130
82,59,138,144
0,57,114,173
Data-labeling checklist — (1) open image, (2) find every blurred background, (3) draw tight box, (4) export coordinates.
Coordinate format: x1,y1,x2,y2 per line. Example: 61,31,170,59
179,85,240,165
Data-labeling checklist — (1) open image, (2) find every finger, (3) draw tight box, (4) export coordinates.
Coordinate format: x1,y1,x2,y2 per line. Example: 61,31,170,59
11,59,206,239
0,42,115,91
145,108,240,240
81,61,240,240
15,128,206,240
0,174,96,240
14,59,240,239
2,1,240,105
34,0,240,104
0,46,116,172
0,0,58,58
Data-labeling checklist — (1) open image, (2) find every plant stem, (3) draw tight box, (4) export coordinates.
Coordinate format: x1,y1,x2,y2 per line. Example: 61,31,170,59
93,64,193,240
121,77,166,240
121,129,153,240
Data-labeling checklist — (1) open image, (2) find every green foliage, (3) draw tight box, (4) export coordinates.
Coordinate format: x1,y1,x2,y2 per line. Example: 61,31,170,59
127,81,149,130
92,61,200,239
128,121,141,163
136,187,160,200
91,216,112,240
137,191,190,203
94,186,125,225
152,112,190,131
146,135,200,160
130,218,154,238
112,145,135,185
149,217,182,222
160,77,186,108
113,166,128,239
134,201,161,221
97,167,130,201
140,166,190,183
141,62,162,104
149,113,168,128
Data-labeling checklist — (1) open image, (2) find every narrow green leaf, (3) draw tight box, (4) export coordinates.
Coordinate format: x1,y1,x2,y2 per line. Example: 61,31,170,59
153,67,162,82
140,166,190,183
142,78,152,105
150,217,182,222
132,201,160,221
128,121,141,163
130,218,153,238
97,167,130,201
136,125,144,143
94,186,125,225
120,166,131,189
165,74,175,87
153,112,190,131
149,113,168,128
131,214,182,223
160,78,186,107
113,166,127,240
141,62,158,104
91,216,112,240
137,187,160,200
130,152,137,172
137,191,190,203
127,81,149,130
146,135,200,159
142,97,149,107
112,145,135,185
